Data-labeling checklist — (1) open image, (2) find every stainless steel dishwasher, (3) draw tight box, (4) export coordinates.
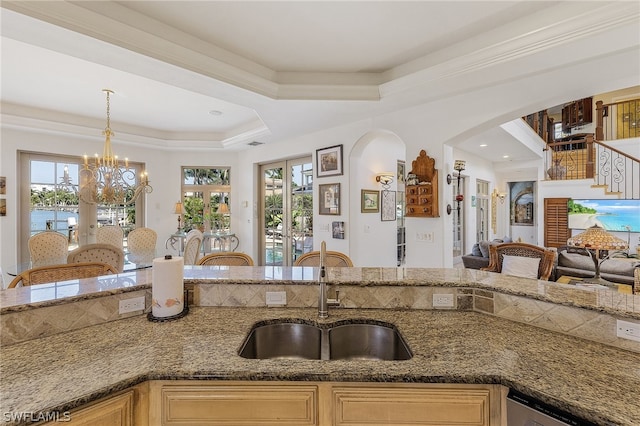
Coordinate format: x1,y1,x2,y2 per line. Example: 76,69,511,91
506,389,598,426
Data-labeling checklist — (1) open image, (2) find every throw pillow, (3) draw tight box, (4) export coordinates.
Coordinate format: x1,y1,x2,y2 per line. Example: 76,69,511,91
502,236,513,243
501,255,540,279
471,243,482,257
479,241,491,258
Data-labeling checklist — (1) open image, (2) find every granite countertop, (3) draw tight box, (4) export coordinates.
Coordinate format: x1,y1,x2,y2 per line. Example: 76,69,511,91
1,307,639,425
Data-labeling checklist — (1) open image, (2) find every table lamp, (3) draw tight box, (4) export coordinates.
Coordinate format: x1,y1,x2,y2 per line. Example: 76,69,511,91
567,224,628,286
174,201,184,232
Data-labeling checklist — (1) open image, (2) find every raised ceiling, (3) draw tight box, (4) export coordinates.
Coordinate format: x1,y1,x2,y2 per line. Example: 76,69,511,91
1,1,639,159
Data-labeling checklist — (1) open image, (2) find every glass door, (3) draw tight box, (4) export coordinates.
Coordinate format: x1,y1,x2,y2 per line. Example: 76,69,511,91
261,157,313,266
476,180,489,243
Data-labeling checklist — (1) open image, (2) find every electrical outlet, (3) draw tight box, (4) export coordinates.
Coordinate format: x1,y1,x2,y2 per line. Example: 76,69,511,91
433,294,454,308
119,296,145,314
416,232,434,242
616,319,640,342
266,291,287,306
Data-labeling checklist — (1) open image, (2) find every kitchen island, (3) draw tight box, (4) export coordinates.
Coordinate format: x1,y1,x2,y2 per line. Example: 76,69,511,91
1,267,640,425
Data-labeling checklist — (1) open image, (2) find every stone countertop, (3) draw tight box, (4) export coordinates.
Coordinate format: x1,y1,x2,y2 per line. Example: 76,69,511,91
1,307,639,426
2,266,639,319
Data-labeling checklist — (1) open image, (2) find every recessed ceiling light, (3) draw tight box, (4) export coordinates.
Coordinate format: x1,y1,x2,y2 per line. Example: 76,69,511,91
503,155,510,158
480,144,487,147
209,110,223,116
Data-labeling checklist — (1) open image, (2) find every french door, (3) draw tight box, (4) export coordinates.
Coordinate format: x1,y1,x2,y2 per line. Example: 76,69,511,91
260,157,313,266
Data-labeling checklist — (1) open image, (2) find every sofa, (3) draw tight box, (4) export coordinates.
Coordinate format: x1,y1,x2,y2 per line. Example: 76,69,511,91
461,238,512,270
555,246,638,286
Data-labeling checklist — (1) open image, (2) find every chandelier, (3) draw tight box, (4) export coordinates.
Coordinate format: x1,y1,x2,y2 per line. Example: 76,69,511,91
77,89,152,205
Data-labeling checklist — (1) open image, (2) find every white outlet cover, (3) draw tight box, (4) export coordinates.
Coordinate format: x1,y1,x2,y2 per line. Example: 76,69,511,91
266,291,287,306
433,294,454,308
616,319,640,342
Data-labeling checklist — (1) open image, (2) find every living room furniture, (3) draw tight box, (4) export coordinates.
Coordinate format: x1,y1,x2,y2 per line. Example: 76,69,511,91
8,262,117,288
483,242,557,281
555,246,637,286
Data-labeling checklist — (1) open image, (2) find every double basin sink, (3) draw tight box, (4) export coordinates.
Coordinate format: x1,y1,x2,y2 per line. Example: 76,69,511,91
239,320,412,361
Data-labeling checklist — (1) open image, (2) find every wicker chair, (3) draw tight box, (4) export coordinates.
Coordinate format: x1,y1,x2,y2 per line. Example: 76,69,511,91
28,231,69,268
96,225,124,250
293,250,354,267
483,242,556,281
197,252,254,266
67,243,125,273
8,262,118,288
127,227,157,264
183,229,203,265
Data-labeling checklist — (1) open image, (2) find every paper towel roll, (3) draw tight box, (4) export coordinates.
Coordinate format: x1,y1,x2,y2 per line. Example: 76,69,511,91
152,255,184,318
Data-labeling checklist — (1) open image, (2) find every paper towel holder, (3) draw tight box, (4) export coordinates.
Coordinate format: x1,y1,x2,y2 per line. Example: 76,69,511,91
147,288,190,322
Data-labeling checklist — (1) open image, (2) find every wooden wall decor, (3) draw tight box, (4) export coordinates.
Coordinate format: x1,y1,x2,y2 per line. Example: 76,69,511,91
405,150,439,217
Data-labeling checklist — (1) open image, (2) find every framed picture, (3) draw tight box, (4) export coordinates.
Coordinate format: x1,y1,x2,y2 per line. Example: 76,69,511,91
319,183,340,215
397,161,405,184
381,190,397,221
332,221,345,239
0,199,5,217
0,176,5,195
316,145,343,177
509,181,535,226
361,189,379,213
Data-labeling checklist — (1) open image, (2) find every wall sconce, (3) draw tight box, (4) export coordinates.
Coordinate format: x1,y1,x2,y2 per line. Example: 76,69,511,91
173,201,184,232
453,160,466,214
376,172,394,191
491,188,507,204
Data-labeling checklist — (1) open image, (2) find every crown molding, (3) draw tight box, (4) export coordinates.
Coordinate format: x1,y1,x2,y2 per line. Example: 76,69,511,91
4,1,637,102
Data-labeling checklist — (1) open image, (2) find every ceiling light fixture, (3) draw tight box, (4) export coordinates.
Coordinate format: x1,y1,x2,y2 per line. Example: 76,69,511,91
77,89,152,205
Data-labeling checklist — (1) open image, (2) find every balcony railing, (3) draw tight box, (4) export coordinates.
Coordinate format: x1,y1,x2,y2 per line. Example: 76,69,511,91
596,99,640,141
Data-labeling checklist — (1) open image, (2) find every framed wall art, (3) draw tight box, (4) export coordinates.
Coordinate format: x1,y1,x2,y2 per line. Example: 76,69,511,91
332,221,345,239
509,181,535,226
0,176,5,195
319,183,340,215
381,190,397,221
316,145,343,177
361,189,379,213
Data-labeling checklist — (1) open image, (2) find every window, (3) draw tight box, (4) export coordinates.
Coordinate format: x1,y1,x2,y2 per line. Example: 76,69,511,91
18,151,146,263
181,167,231,235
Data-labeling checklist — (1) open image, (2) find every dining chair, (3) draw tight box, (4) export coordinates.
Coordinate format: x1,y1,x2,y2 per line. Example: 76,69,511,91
197,252,254,266
96,225,124,250
67,243,125,273
28,231,69,268
183,229,203,265
127,227,158,264
7,262,118,288
293,250,354,267
483,242,556,281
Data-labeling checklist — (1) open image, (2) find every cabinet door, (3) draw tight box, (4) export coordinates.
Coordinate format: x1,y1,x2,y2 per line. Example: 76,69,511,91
156,382,318,425
40,390,133,426
332,385,492,426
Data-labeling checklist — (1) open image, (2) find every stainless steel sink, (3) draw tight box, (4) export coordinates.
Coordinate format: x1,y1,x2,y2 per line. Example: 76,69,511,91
328,323,412,360
238,320,412,361
237,323,322,360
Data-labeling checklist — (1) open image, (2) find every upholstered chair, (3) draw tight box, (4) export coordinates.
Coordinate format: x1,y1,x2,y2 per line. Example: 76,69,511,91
293,251,354,267
197,252,254,266
67,243,125,273
96,225,124,250
126,227,158,264
483,242,556,281
28,231,69,268
183,229,203,265
8,262,117,288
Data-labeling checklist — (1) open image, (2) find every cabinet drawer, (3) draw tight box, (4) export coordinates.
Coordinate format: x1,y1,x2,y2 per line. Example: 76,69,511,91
160,383,318,425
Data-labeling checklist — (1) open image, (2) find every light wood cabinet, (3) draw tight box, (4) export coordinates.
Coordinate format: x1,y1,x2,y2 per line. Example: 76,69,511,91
39,389,134,426
148,381,503,426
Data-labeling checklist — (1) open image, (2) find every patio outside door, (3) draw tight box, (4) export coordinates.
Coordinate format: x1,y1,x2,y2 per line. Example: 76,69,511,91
260,157,313,266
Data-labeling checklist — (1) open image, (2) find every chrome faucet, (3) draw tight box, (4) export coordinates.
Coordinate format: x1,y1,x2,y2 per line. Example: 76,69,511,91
318,241,328,318
318,241,340,318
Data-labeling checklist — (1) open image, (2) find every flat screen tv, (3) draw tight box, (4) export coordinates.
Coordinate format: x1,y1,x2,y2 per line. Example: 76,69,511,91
568,199,640,232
